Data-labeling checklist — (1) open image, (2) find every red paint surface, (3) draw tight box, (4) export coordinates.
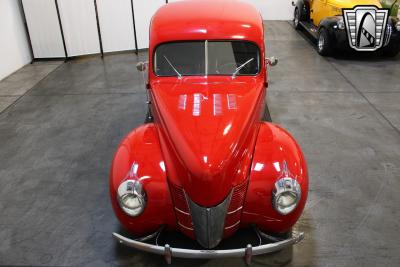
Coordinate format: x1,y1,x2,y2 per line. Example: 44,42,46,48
150,76,265,206
109,124,177,235
241,123,309,233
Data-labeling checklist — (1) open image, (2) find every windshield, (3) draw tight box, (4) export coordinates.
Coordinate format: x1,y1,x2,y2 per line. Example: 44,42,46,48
154,41,260,77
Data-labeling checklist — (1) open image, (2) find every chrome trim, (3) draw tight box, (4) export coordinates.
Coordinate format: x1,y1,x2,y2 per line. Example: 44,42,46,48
224,220,240,230
165,244,172,264
112,230,305,263
255,227,284,243
174,207,190,216
227,206,243,215
136,226,165,242
178,222,194,231
205,40,208,75
245,244,252,265
188,192,232,248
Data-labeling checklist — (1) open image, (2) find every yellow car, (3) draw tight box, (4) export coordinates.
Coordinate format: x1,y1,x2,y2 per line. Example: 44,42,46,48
293,0,400,56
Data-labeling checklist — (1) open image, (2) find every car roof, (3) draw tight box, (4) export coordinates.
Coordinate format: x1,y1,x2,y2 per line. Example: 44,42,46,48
149,0,264,50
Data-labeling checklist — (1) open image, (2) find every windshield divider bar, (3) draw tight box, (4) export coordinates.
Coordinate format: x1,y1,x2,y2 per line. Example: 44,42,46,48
205,40,208,76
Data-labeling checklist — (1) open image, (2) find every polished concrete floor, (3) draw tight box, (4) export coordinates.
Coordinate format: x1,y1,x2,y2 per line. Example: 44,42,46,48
0,61,62,113
0,21,399,266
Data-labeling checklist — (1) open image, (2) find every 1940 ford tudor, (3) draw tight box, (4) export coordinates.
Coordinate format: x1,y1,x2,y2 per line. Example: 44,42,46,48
110,0,308,263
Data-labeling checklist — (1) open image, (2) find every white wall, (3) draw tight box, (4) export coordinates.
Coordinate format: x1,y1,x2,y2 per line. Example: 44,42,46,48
241,0,294,20
17,0,293,59
168,0,294,20
22,0,66,58
58,0,101,57
97,0,136,53
0,0,32,81
133,0,165,49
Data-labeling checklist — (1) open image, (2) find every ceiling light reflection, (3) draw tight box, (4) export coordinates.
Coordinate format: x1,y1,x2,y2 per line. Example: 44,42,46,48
273,162,281,172
159,161,166,172
254,163,264,172
223,124,232,136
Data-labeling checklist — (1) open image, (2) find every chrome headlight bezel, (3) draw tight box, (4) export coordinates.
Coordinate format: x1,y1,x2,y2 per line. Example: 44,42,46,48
272,177,301,215
117,180,147,217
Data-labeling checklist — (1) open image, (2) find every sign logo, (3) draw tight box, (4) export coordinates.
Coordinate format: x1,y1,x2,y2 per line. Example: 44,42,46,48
343,6,389,51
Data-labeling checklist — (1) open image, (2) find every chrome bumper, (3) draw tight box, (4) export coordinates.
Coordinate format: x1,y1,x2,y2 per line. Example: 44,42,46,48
113,229,304,264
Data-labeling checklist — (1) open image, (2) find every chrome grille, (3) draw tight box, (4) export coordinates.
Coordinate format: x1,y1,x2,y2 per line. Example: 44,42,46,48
170,181,249,246
170,184,194,233
188,193,231,248
224,181,248,236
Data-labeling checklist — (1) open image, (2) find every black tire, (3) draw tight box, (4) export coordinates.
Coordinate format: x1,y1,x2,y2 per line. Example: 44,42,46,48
382,46,400,57
293,8,301,30
317,28,333,56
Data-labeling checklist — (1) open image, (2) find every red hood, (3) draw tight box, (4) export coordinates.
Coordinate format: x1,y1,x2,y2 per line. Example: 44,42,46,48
151,76,265,206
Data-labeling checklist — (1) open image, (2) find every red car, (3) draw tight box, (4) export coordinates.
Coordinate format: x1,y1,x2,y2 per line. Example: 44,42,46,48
110,0,308,263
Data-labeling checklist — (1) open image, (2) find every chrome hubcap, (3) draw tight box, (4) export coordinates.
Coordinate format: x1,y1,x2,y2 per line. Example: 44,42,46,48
318,34,325,51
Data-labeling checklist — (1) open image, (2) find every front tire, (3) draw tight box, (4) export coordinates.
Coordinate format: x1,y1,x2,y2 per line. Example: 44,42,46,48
382,46,400,57
293,8,301,30
317,28,333,56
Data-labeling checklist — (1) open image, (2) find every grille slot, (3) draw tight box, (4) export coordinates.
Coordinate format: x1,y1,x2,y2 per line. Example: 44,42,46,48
170,184,194,235
224,180,248,236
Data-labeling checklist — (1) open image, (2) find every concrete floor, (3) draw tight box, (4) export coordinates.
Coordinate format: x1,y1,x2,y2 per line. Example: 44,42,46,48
0,62,62,113
0,21,399,266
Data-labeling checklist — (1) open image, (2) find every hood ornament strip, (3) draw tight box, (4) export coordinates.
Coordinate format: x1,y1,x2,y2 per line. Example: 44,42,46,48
187,191,232,249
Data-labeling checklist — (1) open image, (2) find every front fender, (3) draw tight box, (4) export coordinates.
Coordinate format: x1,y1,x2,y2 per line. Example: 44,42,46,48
241,122,308,233
109,123,176,235
319,16,343,41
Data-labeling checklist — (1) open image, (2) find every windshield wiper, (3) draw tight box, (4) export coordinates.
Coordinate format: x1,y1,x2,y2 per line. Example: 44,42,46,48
163,56,182,79
232,58,254,78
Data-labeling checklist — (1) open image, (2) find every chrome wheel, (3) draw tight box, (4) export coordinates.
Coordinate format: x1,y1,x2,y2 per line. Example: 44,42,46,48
318,34,325,52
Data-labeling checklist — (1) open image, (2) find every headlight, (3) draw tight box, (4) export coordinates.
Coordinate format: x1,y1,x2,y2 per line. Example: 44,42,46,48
336,17,345,30
272,177,301,215
117,180,146,217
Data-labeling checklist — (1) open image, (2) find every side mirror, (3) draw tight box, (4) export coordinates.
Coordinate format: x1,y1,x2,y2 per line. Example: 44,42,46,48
266,57,278,67
136,61,148,72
